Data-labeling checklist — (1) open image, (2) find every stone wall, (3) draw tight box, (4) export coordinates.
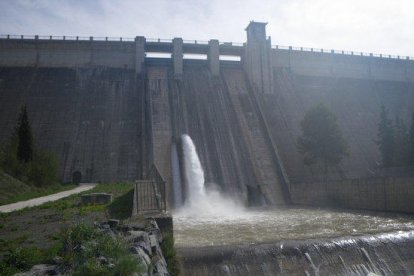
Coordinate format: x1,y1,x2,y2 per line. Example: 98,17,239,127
290,176,414,213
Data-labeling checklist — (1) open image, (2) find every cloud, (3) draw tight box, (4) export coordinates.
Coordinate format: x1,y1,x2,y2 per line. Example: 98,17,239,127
0,0,413,57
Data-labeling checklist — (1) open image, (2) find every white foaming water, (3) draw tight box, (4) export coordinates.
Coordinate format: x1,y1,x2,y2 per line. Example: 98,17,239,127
175,134,244,217
171,142,183,207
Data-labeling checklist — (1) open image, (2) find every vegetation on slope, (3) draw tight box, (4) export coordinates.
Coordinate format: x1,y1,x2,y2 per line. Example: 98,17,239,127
377,106,414,168
0,170,75,206
0,105,59,188
0,182,135,275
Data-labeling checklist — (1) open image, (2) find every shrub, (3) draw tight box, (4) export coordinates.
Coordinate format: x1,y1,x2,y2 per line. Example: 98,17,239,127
61,223,145,275
161,233,180,276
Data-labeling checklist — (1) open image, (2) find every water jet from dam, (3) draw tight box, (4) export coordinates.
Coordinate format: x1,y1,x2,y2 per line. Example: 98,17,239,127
174,134,244,217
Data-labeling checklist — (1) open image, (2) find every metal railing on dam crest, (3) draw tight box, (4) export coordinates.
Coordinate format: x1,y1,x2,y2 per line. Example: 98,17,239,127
1,34,412,61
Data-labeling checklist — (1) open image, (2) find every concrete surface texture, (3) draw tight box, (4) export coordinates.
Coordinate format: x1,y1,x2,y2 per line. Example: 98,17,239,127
290,176,414,213
147,63,288,205
0,67,144,183
261,70,414,180
0,183,96,213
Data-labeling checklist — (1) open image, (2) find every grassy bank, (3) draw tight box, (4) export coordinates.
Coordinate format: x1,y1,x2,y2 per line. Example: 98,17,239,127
0,182,135,275
0,170,76,206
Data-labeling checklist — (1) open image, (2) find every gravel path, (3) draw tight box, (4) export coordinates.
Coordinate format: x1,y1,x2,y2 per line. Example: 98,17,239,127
0,183,97,213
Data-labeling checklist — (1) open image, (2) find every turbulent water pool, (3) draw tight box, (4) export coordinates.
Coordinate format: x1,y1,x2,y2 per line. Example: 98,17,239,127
173,207,414,248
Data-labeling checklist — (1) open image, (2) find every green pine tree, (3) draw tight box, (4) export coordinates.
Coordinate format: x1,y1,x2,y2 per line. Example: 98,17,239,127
377,105,394,167
297,103,349,178
393,116,410,166
16,105,33,163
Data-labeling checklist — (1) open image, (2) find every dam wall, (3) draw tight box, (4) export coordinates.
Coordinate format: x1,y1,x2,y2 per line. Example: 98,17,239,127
0,38,136,68
291,176,414,213
0,67,144,183
272,48,414,82
0,22,413,208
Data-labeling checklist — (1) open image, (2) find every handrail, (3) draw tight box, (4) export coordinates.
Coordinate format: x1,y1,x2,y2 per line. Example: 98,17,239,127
0,34,135,42
272,44,413,61
147,164,167,212
0,33,412,60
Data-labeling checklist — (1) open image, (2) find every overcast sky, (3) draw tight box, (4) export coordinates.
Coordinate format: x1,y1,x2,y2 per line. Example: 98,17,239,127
0,0,413,57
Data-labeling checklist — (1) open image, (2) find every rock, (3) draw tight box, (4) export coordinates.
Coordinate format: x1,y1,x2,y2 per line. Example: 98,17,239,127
73,244,85,253
131,222,146,231
52,256,63,265
147,219,162,243
153,259,169,276
81,193,112,205
128,230,149,241
98,256,109,265
108,219,120,228
16,264,59,276
134,240,150,254
149,234,160,255
100,223,111,230
129,246,151,266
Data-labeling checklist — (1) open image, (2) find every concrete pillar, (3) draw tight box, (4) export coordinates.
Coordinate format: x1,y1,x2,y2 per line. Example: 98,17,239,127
172,38,183,78
208,39,220,77
135,36,146,75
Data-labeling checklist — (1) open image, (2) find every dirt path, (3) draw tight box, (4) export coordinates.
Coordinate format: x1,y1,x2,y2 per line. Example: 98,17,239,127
0,183,97,213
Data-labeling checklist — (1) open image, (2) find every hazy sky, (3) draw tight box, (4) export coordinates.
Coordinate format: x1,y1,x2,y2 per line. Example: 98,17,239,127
0,0,413,57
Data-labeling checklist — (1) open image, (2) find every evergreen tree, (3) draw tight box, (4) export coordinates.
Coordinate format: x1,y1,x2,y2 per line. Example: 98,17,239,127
393,116,410,166
297,103,349,176
377,105,394,167
0,105,59,187
16,105,33,163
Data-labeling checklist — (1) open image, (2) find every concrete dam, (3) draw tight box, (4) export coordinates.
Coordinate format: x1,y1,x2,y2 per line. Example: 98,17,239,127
1,22,414,274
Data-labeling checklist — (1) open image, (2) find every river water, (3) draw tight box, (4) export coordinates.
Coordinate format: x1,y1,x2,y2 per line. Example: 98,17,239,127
173,207,414,248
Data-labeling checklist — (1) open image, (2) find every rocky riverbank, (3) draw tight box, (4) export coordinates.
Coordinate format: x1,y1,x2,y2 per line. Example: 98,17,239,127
17,218,170,276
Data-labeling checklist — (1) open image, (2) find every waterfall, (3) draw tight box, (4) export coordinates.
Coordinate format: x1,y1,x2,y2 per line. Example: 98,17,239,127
181,134,206,206
171,142,183,208
178,134,243,216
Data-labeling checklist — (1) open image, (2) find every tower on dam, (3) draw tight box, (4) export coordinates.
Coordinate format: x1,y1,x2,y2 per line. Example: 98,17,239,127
244,21,273,94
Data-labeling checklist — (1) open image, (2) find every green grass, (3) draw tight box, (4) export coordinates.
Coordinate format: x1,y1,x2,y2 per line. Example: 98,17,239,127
0,183,137,276
32,182,135,219
161,233,180,276
0,223,145,276
0,170,76,206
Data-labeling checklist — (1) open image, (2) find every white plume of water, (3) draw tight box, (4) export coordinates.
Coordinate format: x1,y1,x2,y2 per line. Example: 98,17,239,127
176,134,244,217
171,142,183,207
